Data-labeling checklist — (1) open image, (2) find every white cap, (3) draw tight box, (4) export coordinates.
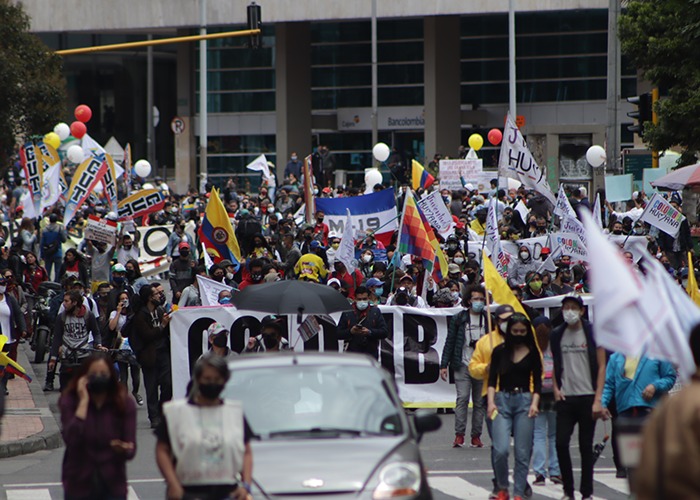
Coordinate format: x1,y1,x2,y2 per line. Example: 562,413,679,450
465,183,475,191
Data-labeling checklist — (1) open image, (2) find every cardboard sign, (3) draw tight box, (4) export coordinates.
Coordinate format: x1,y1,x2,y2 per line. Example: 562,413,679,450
439,158,483,192
418,190,454,239
83,215,118,246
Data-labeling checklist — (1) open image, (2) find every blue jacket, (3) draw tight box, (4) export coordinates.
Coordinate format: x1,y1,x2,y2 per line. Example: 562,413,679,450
602,353,677,414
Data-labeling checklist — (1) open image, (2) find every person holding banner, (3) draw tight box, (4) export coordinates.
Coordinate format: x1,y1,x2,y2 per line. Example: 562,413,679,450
657,199,693,270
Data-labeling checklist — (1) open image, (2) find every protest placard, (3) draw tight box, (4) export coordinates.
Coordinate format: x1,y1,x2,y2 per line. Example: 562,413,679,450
418,190,454,239
83,215,118,246
604,174,633,202
439,158,482,191
639,193,685,237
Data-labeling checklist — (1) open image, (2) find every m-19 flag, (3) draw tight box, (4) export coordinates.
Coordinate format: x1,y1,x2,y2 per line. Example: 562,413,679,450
412,159,435,191
315,188,398,247
398,190,436,272
199,187,242,267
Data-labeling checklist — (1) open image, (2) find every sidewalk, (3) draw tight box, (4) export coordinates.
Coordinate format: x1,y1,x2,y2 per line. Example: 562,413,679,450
0,344,61,458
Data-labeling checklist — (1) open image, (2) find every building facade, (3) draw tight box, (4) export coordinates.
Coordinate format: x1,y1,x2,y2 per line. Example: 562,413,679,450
24,0,636,195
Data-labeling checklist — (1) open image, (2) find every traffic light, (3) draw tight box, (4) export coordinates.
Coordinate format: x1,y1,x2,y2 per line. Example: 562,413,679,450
247,2,262,49
627,93,653,138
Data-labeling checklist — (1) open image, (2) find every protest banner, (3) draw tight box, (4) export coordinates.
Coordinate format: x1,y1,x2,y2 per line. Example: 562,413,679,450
20,142,43,216
550,232,589,262
639,193,685,237
485,198,509,276
197,275,235,306
64,155,108,226
561,216,588,247
439,158,482,192
498,113,556,204
417,190,454,239
83,215,118,246
502,235,548,260
604,174,633,202
553,184,577,219
315,188,398,247
117,189,165,220
102,154,119,213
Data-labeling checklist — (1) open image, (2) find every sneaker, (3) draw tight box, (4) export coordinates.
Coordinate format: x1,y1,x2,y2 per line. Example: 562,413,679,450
133,393,144,406
533,474,546,486
550,475,563,485
495,491,509,500
150,418,161,429
452,433,465,448
616,468,628,478
43,381,54,392
560,495,574,500
524,482,532,499
488,478,500,499
470,435,484,448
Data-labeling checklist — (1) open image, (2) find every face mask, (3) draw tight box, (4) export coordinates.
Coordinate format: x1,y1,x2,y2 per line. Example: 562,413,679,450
563,310,580,325
453,257,464,265
219,296,232,305
87,374,113,394
331,243,340,249
362,255,372,263
263,334,279,350
499,321,508,333
304,233,313,241
171,207,178,214
529,280,542,291
375,287,384,297
251,274,263,282
180,250,190,257
126,269,135,279
561,275,572,284
113,276,125,285
612,230,622,235
199,382,224,400
122,299,130,308
682,279,689,289
123,244,132,250
158,294,166,306
0,286,6,294
510,334,526,344
355,300,369,311
471,300,485,313
226,272,234,280
291,156,297,161
451,291,460,302
313,189,319,195
317,217,324,223
268,208,274,213
212,333,228,348
520,252,530,260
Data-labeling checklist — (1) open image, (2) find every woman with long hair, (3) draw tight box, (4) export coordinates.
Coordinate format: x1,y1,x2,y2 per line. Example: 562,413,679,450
59,248,89,287
58,353,137,499
156,353,253,500
487,314,542,500
22,250,48,294
19,217,37,253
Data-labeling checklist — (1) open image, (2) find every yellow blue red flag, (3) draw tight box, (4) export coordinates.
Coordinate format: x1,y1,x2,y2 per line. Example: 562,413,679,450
412,159,435,191
199,187,242,268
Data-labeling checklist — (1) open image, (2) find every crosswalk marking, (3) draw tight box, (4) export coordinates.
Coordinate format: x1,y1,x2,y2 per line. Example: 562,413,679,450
428,476,493,498
7,489,51,500
595,473,630,495
127,485,140,500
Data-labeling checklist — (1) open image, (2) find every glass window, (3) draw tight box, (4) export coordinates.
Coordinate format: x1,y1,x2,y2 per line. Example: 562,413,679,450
205,47,274,69
200,92,275,113
206,135,276,155
312,66,371,88
199,69,275,92
517,33,607,58
312,22,370,43
378,41,423,63
378,86,424,107
379,64,423,85
517,10,607,34
378,19,423,41
312,88,371,110
517,56,607,80
559,134,593,180
311,43,371,65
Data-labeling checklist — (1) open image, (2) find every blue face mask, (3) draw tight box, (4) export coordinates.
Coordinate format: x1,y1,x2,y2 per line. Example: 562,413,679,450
375,287,384,297
113,276,125,285
219,296,231,305
471,300,485,313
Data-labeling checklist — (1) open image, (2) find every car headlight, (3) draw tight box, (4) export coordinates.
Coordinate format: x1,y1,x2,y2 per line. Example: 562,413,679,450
372,462,421,499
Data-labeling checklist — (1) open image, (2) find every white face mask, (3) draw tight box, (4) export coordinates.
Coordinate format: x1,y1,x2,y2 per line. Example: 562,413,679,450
450,291,461,302
0,286,6,294
355,300,369,311
362,255,372,263
313,189,319,195
499,321,508,333
562,310,580,325
226,272,234,280
519,252,530,260
453,257,464,265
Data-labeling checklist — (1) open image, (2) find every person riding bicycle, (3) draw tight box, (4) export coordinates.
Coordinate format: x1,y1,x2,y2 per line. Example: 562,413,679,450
48,290,104,391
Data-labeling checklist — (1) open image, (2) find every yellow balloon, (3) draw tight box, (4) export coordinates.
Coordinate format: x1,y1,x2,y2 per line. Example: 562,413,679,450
43,132,61,149
468,133,484,151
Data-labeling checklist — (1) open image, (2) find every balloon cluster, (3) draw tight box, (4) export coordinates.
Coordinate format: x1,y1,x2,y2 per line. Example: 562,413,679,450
70,104,91,140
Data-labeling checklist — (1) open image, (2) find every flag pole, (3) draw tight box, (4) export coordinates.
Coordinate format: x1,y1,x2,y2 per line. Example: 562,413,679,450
621,200,651,247
485,277,494,351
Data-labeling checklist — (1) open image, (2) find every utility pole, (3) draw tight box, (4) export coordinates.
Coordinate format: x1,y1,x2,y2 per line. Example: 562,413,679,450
606,0,621,172
371,0,378,156
199,0,208,189
508,0,516,117
146,34,155,168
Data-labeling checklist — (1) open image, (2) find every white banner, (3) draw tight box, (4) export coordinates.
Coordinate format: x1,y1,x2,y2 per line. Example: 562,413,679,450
550,232,589,262
418,190,454,239
485,198,509,276
554,184,577,219
639,193,685,237
560,216,588,247
84,215,118,246
498,113,556,205
136,224,173,275
197,275,234,306
439,158,483,192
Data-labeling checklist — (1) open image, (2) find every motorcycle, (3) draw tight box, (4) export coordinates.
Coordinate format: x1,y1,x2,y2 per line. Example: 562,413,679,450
29,281,62,364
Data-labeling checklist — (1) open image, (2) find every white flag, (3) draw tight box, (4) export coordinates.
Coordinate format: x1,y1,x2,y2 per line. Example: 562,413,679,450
514,199,529,225
592,192,603,229
82,133,106,159
246,154,271,180
41,163,62,209
485,198,509,277
554,184,577,220
560,216,588,247
20,190,36,219
498,113,556,205
639,193,686,237
197,274,234,306
337,209,357,274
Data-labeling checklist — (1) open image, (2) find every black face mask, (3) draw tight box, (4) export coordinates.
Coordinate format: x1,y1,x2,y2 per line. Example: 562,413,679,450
561,275,572,283
251,273,263,282
304,233,313,241
212,333,228,348
263,334,279,350
612,230,623,235
180,250,190,257
157,294,166,306
199,382,224,400
510,335,527,345
87,374,113,394
126,269,136,279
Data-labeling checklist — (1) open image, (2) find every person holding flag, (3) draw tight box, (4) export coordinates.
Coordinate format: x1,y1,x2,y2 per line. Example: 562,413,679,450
199,187,243,268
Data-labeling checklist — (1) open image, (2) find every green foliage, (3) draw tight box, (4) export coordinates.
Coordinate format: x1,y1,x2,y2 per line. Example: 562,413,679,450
619,0,700,166
0,0,66,165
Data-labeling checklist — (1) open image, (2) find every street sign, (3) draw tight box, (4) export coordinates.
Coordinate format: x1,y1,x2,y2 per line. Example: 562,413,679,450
171,116,185,135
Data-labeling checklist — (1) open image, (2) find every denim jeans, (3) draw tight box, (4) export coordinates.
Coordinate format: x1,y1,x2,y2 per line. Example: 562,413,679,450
492,392,535,496
454,364,484,437
44,254,63,282
532,409,560,477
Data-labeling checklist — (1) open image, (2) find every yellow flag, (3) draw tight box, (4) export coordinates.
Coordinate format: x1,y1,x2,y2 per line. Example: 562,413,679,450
482,250,528,318
686,251,700,307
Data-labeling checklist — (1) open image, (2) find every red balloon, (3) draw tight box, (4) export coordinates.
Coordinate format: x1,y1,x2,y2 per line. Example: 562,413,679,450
488,128,503,146
74,104,92,123
70,121,87,139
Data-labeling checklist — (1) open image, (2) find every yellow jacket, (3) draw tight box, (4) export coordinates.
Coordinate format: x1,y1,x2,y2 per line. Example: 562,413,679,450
469,219,486,236
294,253,328,283
468,329,504,397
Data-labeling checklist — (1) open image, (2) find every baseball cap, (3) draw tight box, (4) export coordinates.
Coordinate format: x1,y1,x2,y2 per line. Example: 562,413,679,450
178,241,190,250
310,240,324,250
219,259,233,268
448,263,461,275
365,277,384,288
70,279,86,288
540,247,551,255
261,315,283,333
327,278,342,288
111,263,126,273
206,322,229,338
494,304,515,319
400,274,415,283
561,294,584,308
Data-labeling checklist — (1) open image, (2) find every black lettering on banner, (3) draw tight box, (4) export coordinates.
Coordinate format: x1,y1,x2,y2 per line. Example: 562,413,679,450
142,226,172,257
187,317,216,375
380,312,395,375
402,313,440,384
303,316,339,352
328,219,344,234
229,316,263,354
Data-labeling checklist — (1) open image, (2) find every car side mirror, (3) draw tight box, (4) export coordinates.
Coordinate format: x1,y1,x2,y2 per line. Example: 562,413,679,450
414,409,441,441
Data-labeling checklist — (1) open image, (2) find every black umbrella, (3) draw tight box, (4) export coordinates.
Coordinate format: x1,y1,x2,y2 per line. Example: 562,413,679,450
231,280,352,316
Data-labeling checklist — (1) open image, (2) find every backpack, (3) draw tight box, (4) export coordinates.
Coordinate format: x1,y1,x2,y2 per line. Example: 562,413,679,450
42,231,60,255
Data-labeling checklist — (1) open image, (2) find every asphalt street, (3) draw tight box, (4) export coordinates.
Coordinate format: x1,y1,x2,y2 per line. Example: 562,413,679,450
0,353,631,500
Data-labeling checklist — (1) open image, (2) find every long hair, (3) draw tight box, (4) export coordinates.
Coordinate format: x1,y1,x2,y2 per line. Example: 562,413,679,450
498,314,539,374
125,259,143,279
60,353,128,415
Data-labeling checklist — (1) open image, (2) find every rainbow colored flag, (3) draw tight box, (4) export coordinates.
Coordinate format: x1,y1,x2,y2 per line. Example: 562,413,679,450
0,335,31,382
411,159,435,191
417,204,449,282
199,187,242,268
398,190,436,271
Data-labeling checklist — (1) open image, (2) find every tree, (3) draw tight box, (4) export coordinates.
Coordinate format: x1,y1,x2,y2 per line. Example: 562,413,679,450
619,0,700,166
0,0,66,166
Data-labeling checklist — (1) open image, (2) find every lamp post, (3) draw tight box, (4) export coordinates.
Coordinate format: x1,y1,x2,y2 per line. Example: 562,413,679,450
199,0,208,190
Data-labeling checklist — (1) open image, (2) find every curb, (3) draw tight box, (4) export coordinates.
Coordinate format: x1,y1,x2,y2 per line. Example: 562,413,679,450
0,344,62,458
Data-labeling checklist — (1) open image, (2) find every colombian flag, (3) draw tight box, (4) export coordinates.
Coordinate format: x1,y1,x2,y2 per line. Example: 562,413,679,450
199,187,242,268
411,159,435,191
398,190,436,272
0,335,31,382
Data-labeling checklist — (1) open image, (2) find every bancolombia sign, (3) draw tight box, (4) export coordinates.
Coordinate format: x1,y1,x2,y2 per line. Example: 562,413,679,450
337,107,425,131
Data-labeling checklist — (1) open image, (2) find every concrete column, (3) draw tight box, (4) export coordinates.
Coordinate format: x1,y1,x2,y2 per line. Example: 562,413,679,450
175,30,195,194
424,16,461,161
275,22,312,178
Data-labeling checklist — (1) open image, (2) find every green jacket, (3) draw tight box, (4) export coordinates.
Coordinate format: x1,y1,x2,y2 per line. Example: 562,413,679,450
440,309,487,369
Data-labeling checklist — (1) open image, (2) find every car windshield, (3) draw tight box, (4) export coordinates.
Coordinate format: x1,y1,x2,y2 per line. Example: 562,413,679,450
223,364,403,439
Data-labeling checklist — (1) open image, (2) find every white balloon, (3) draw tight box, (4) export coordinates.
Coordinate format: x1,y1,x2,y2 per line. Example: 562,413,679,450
364,168,383,194
67,145,85,164
142,183,154,190
134,159,152,178
53,122,70,141
372,142,390,162
586,145,606,167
